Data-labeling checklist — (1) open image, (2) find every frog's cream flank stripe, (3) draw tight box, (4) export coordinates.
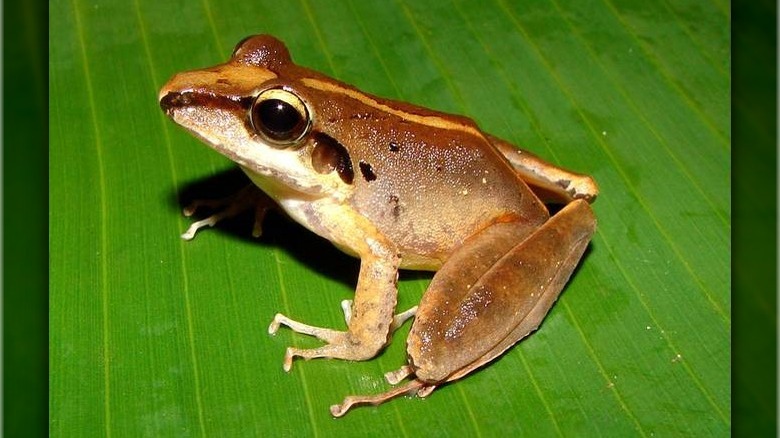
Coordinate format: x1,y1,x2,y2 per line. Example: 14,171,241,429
301,78,484,138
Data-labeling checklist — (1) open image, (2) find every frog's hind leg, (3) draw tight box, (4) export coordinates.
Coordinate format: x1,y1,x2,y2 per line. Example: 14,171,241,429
408,199,596,384
489,135,599,203
330,364,442,417
446,201,596,383
328,200,595,417
329,379,429,417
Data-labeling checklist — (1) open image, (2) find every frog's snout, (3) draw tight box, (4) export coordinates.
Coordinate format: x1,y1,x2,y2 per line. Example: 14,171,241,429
159,91,192,115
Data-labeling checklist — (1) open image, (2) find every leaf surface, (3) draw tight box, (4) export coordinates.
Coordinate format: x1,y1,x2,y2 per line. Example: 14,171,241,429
50,0,730,435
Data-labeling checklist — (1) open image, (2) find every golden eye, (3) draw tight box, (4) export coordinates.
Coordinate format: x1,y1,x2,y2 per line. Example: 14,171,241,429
250,88,310,146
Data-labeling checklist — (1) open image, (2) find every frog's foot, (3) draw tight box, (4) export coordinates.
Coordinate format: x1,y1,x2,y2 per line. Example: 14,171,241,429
268,312,400,372
329,379,435,417
267,313,345,371
340,299,417,331
181,184,274,240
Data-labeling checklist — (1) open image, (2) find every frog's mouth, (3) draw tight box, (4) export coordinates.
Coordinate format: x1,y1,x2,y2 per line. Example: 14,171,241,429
159,90,251,115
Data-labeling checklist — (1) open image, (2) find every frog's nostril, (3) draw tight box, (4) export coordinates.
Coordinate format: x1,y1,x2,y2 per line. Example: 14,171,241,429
159,92,178,113
159,92,193,113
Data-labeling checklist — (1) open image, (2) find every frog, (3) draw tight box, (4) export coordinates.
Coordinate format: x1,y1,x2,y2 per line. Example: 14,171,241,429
159,35,598,417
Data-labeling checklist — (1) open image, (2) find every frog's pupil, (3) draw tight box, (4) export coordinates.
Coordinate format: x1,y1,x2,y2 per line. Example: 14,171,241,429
257,98,302,140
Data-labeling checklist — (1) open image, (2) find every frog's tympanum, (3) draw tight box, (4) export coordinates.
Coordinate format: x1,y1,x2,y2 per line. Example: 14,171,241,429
160,35,598,417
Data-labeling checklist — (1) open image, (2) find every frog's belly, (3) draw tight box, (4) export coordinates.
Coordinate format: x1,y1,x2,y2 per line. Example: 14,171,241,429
273,186,546,273
275,197,460,271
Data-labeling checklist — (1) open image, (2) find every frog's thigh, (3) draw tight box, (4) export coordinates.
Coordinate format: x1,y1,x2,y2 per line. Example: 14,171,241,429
489,135,598,203
408,200,596,383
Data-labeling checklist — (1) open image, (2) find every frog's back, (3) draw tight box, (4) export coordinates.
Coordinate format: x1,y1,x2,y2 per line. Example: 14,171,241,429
352,128,548,268
278,62,550,269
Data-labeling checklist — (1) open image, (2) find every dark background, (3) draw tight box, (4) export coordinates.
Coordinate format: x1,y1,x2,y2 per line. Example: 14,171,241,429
732,0,777,435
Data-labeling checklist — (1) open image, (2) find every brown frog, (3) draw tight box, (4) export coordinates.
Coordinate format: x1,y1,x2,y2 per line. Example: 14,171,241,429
159,35,598,417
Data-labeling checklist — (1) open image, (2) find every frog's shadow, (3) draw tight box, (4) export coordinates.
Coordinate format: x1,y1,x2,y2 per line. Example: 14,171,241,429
172,168,430,289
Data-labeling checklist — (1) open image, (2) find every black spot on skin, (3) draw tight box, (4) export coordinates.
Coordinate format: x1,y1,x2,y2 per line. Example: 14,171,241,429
389,194,403,218
359,161,377,182
310,133,354,184
217,78,231,85
389,142,400,152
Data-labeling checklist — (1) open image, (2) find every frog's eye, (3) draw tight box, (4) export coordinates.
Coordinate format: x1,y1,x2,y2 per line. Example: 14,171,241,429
250,88,310,147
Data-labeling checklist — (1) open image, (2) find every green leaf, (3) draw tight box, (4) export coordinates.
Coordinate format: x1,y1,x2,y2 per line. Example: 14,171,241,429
50,0,730,436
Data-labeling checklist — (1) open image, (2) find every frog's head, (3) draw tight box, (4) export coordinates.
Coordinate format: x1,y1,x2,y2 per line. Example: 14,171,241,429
159,35,354,200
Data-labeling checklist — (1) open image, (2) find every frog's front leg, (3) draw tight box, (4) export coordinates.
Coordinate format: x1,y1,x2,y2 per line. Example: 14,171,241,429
268,208,401,371
181,184,275,240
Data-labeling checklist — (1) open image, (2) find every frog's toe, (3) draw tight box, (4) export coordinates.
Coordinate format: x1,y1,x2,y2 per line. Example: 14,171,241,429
282,347,295,372
391,306,417,331
329,380,428,417
384,365,413,384
181,215,220,240
180,184,275,240
268,313,341,342
340,300,353,324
